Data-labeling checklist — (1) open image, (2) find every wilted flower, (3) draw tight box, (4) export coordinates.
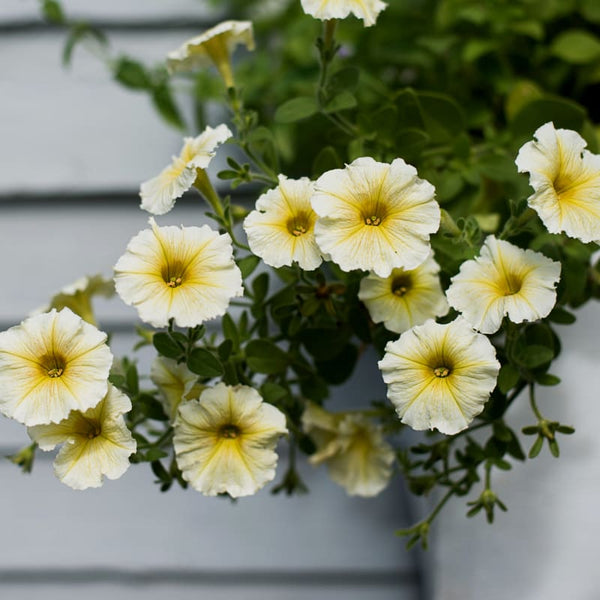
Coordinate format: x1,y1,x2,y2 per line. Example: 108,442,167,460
174,383,288,497
167,21,255,87
243,175,322,270
300,0,388,27
28,384,136,490
302,402,394,497
379,319,500,435
38,274,114,326
515,122,600,243
312,157,440,278
0,308,113,426
358,254,448,333
151,357,204,421
446,236,561,334
114,218,243,328
140,124,232,216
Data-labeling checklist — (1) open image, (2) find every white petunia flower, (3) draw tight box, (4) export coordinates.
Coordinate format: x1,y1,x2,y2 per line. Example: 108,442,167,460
151,357,204,421
0,308,113,426
358,254,448,333
243,175,322,270
174,383,288,498
515,122,600,243
302,402,394,497
446,236,561,334
379,318,500,435
312,157,440,278
28,384,136,490
114,218,243,329
300,0,388,27
140,124,232,216
167,21,255,87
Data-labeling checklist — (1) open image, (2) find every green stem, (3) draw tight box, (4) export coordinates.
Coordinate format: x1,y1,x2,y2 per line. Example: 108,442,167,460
529,383,543,422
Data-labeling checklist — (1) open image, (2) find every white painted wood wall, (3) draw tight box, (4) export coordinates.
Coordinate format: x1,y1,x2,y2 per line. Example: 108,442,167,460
0,2,423,599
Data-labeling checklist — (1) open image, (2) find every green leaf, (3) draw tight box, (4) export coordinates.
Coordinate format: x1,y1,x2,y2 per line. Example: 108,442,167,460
245,340,289,374
535,373,561,386
153,332,183,359
329,67,360,94
218,339,234,361
551,30,600,64
41,0,65,23
316,344,358,385
187,348,224,378
151,83,185,130
237,255,260,278
312,146,341,177
114,57,152,90
126,363,139,396
63,24,107,66
529,435,544,458
548,306,576,324
275,97,318,123
260,382,289,404
515,344,554,369
510,96,586,135
416,91,466,140
222,313,240,350
498,363,520,394
252,273,269,304
581,0,600,23
324,91,357,114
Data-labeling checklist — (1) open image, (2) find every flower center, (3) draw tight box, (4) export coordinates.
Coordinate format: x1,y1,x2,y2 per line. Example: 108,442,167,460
433,366,451,378
163,261,186,288
219,424,240,439
287,213,311,237
391,273,412,297
85,421,102,439
167,276,183,288
42,354,66,379
365,215,382,226
47,367,64,378
500,270,523,296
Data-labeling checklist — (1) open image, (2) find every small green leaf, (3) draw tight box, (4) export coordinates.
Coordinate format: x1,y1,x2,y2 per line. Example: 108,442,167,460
324,91,357,114
510,96,586,136
222,313,240,350
245,340,288,374
218,339,234,361
153,332,183,359
41,0,65,23
497,363,520,394
529,435,544,458
551,30,600,64
535,373,561,386
548,306,576,324
237,255,260,278
515,345,554,369
187,348,224,378
126,363,139,396
114,57,152,90
275,97,318,124
152,83,185,130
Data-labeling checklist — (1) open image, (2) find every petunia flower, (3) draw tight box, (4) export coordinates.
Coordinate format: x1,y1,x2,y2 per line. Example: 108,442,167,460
28,384,136,490
515,122,600,243
114,218,243,328
0,308,113,426
358,253,448,333
300,0,388,27
151,357,204,422
446,236,561,334
173,383,288,497
36,274,114,326
166,21,255,88
140,124,232,216
378,318,500,435
302,402,394,497
312,157,440,278
243,175,323,270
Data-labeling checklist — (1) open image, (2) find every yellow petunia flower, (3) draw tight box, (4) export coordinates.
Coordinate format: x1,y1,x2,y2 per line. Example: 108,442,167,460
300,0,388,27
312,157,440,278
446,236,561,334
150,356,204,422
28,384,136,490
173,383,288,498
358,254,448,334
140,124,232,216
167,21,255,88
0,308,113,426
114,218,243,328
379,318,500,435
243,175,323,270
302,402,395,497
515,122,600,243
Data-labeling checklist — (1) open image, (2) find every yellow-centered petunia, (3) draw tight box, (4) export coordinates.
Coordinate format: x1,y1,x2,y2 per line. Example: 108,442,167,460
140,124,232,216
0,308,113,426
515,122,600,243
28,384,137,490
446,236,561,334
114,218,243,328
174,383,288,498
243,175,323,270
167,21,254,87
358,254,448,334
151,356,204,422
300,0,388,27
379,318,500,435
302,402,394,497
312,157,440,278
